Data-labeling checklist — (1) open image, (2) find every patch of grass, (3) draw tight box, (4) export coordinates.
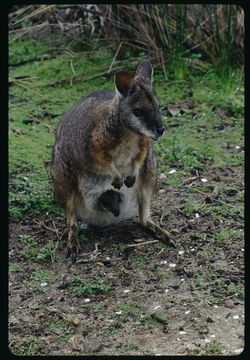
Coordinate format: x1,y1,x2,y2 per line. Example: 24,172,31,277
121,343,140,352
119,302,141,319
26,266,58,293
130,250,149,270
19,240,56,262
10,336,46,356
70,275,110,295
48,319,75,343
19,234,37,245
9,263,24,272
205,340,224,354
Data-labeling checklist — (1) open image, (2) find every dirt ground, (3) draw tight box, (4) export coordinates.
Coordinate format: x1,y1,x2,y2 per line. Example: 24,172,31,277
8,166,244,356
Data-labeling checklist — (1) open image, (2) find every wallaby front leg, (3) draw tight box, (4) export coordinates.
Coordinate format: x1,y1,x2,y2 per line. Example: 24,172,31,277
110,163,124,189
125,137,149,188
94,150,123,189
65,194,80,263
124,161,142,188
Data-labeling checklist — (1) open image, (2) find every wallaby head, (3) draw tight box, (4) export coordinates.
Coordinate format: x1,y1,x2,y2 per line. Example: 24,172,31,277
115,62,164,140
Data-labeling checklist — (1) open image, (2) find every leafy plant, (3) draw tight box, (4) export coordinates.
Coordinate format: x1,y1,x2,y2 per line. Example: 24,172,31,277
70,276,110,295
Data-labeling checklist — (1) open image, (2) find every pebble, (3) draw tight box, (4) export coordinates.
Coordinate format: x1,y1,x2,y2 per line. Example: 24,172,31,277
115,311,122,315
171,228,180,234
159,189,165,194
233,315,239,319
204,338,211,343
210,335,215,338
201,178,208,183
165,289,169,293
154,305,161,310
185,310,190,314
178,250,184,255
169,263,176,268
72,318,80,326
159,173,167,179
179,331,186,335
234,349,243,354
160,260,167,265
169,169,176,174
40,282,48,287
84,298,91,303
195,213,200,218
123,289,130,293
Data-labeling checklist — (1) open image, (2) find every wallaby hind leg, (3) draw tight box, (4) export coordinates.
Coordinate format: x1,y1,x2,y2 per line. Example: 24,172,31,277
139,189,175,247
65,193,80,263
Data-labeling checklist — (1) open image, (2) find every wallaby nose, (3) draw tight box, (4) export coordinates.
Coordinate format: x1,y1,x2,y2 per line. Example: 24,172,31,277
157,127,165,136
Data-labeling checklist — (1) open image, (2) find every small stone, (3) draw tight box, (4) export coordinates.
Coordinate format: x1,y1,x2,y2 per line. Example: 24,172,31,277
169,263,176,268
159,189,165,194
115,311,122,315
171,228,180,235
165,289,169,293
185,310,190,314
123,289,130,293
233,315,239,319
96,262,105,267
154,305,161,310
84,298,90,303
234,349,243,354
178,250,184,255
179,331,186,335
160,173,167,179
207,317,214,323
160,260,167,265
72,318,80,326
201,178,208,183
40,282,48,287
195,213,200,218
169,169,176,174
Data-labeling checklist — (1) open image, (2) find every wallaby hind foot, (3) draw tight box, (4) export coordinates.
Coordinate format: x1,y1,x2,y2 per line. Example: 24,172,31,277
143,219,176,248
139,188,176,248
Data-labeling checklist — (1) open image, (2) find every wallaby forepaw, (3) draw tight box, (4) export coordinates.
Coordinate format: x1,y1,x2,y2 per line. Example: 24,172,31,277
111,177,123,189
124,175,136,188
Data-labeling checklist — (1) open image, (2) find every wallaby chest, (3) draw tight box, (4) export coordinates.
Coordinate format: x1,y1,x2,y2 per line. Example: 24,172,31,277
109,132,142,173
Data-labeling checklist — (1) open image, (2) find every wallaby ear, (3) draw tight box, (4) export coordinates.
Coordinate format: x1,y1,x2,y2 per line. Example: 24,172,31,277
135,62,153,83
115,71,133,97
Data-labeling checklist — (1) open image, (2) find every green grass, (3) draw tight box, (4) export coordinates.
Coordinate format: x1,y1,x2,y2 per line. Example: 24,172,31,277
70,275,110,295
9,36,244,221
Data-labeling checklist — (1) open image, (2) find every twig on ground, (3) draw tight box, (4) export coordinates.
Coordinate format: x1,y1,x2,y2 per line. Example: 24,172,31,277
180,176,200,186
125,239,159,248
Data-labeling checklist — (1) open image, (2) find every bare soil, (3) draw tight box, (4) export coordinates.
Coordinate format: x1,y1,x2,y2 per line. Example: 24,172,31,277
8,166,244,356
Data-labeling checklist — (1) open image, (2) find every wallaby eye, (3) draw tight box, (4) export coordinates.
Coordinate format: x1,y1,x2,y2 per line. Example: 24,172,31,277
133,108,144,117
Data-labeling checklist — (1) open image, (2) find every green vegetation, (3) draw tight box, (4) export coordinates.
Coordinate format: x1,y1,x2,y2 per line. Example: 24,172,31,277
10,336,46,356
70,275,110,295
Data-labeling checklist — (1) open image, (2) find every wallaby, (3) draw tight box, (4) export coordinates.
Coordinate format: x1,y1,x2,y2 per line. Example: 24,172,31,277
51,61,173,263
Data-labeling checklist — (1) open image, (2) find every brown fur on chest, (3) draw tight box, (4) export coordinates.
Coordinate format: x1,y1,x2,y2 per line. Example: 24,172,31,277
91,131,149,170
